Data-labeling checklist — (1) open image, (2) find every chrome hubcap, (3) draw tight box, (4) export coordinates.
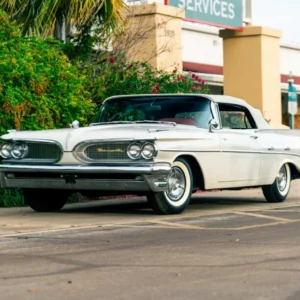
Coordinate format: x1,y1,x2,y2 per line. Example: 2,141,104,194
166,167,186,201
276,165,288,192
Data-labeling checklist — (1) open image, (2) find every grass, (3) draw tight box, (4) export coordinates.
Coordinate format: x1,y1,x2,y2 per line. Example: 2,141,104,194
0,189,88,208
0,188,25,207
0,189,86,208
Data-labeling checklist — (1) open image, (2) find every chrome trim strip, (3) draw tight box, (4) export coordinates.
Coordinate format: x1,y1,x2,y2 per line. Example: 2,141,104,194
160,150,220,152
0,177,169,192
223,150,300,156
0,163,171,174
160,149,300,157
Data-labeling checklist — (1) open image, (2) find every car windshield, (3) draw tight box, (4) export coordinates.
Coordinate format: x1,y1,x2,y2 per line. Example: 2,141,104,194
93,95,214,129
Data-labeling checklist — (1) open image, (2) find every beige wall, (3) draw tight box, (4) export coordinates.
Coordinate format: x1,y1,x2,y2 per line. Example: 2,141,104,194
219,27,286,128
113,3,184,72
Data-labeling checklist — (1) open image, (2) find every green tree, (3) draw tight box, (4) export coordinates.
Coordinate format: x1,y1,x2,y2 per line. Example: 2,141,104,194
0,0,126,38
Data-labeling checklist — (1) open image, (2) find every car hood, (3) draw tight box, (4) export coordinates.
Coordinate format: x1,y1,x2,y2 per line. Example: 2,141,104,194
0,123,209,151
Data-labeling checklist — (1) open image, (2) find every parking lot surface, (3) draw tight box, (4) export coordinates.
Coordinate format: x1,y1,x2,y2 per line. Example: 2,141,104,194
1,183,300,300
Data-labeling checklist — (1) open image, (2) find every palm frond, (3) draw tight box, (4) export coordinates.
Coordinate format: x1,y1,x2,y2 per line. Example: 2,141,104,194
0,0,128,36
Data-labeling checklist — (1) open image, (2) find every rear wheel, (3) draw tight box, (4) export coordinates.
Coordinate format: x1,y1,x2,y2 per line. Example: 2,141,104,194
262,163,291,203
147,158,193,215
23,189,70,212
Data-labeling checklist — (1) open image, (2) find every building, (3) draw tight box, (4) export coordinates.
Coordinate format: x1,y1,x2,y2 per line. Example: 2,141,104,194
123,0,300,128
181,21,300,128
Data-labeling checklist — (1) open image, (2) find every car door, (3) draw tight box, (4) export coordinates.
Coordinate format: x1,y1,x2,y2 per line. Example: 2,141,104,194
257,131,295,182
218,129,261,184
216,104,261,186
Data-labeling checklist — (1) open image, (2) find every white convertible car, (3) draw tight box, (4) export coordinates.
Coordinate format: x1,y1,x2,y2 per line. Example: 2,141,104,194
0,94,298,214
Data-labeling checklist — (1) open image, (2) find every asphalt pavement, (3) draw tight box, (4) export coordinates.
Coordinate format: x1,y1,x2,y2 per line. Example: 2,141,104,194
1,184,300,300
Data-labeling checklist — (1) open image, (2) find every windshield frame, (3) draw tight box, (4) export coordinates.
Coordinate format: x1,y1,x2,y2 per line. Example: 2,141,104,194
91,94,220,129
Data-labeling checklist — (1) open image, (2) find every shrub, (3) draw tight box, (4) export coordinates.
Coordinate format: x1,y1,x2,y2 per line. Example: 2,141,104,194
0,10,95,134
79,54,211,105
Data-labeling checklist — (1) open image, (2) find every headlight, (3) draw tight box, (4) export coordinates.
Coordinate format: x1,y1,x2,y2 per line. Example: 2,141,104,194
141,143,156,160
0,143,12,158
127,142,157,160
11,142,28,159
127,143,142,160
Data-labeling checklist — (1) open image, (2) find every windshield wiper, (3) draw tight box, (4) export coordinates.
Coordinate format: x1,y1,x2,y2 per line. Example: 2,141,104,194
134,120,176,126
89,120,176,126
89,121,136,126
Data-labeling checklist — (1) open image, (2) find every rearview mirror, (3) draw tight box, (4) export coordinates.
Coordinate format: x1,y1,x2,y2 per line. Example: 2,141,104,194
209,119,219,132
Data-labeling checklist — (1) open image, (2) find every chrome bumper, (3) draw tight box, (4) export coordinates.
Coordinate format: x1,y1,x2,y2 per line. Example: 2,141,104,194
0,163,171,192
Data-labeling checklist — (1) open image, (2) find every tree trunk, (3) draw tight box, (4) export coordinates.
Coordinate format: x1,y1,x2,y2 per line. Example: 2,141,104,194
54,20,63,41
54,19,72,42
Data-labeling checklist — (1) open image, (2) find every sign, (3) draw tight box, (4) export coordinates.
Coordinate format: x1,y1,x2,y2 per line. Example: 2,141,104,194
165,0,243,30
288,81,298,115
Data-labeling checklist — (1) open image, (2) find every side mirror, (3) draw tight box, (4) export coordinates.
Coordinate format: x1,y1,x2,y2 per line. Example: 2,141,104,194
208,119,219,132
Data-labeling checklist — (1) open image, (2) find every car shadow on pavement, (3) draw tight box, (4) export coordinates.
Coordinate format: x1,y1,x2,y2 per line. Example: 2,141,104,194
62,199,153,215
190,197,265,205
59,194,267,215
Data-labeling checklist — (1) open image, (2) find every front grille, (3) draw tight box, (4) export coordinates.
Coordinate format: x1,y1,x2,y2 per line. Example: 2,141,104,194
26,142,62,161
84,142,130,161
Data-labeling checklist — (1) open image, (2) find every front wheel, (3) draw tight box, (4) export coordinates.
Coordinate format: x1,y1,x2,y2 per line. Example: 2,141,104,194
147,158,193,215
23,189,70,212
262,163,291,203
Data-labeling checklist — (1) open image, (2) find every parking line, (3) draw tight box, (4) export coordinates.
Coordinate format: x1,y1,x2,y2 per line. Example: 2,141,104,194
102,224,182,230
105,221,289,231
148,220,205,229
262,209,300,213
232,219,300,231
232,211,292,222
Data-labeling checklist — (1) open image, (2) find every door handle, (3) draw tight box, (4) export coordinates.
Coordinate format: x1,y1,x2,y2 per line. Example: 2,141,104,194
250,136,258,139
268,146,274,151
284,147,290,151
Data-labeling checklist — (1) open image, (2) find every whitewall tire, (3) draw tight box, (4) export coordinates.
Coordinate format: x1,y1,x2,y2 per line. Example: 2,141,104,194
147,158,193,215
262,163,291,203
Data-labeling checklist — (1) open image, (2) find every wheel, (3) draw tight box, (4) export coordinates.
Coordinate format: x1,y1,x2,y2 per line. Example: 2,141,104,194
262,163,291,203
147,158,193,215
22,189,70,212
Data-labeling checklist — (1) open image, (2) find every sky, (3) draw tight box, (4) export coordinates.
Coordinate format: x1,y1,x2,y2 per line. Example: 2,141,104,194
251,0,300,44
